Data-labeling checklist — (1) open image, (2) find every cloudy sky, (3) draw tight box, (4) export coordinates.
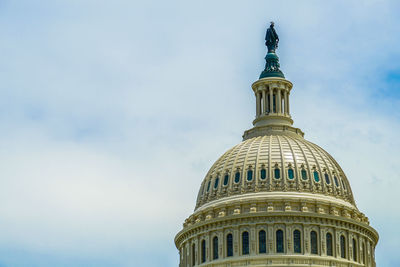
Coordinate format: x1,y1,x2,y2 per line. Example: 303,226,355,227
0,0,399,266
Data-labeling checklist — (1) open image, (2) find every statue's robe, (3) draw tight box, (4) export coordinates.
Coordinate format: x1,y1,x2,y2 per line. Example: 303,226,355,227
265,27,279,51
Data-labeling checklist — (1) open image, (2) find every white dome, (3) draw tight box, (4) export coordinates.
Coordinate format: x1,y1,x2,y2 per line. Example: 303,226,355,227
175,42,378,267
196,134,354,210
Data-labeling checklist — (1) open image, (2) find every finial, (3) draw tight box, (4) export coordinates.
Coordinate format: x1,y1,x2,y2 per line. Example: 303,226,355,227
259,22,284,79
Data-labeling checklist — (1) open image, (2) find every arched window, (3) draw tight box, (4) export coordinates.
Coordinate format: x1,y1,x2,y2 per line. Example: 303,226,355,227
362,242,366,264
234,171,241,183
293,230,301,253
288,168,294,179
324,173,331,184
223,174,229,186
301,169,307,180
214,177,219,189
201,239,206,263
273,94,276,113
334,175,339,187
242,231,249,255
213,236,218,260
274,168,280,179
340,235,346,258
227,234,233,257
260,168,267,180
247,169,253,181
326,233,333,256
311,231,318,254
341,179,347,190
276,230,284,253
206,180,211,192
313,171,320,182
352,238,357,262
192,243,195,266
259,230,266,253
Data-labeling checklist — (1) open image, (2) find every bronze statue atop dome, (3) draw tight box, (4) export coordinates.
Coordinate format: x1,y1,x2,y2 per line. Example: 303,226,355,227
265,21,279,53
260,21,284,78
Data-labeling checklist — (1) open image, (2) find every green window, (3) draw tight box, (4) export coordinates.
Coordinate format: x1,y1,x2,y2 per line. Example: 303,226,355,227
214,177,219,189
223,174,229,186
334,175,339,187
213,236,218,260
326,233,333,256
311,231,318,254
260,169,267,179
242,231,249,255
293,230,301,253
192,244,195,266
227,234,233,257
259,230,266,253
340,235,346,258
324,173,331,184
353,238,357,261
274,168,280,179
313,171,320,182
301,169,307,180
234,171,240,183
201,240,206,263
247,170,253,181
207,180,211,192
276,230,284,253
288,168,294,179
362,242,366,263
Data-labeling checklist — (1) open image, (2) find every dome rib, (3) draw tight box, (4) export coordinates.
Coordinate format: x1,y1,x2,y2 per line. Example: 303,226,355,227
267,135,272,190
281,135,300,191
277,135,286,190
301,136,326,192
290,135,313,192
254,135,264,189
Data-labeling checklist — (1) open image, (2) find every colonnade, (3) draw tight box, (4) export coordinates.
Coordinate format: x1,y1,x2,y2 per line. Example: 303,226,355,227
255,86,290,117
180,224,375,267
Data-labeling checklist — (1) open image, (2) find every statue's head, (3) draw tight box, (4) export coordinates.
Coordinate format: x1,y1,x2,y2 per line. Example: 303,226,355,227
270,21,275,27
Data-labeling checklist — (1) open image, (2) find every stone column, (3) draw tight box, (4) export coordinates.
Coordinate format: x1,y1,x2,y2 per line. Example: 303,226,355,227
267,225,273,253
206,235,210,262
251,226,256,255
284,90,288,115
277,89,281,114
234,227,239,256
262,89,266,114
218,232,222,261
287,92,290,115
269,87,273,114
256,92,261,117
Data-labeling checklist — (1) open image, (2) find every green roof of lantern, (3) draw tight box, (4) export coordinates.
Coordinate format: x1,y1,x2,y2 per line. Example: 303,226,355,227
259,52,285,79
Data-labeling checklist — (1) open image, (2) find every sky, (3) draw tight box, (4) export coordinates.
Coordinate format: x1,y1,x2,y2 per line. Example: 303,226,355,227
0,0,400,266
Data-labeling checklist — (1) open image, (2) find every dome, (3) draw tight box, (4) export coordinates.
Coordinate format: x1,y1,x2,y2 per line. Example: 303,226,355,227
195,134,355,211
175,28,378,267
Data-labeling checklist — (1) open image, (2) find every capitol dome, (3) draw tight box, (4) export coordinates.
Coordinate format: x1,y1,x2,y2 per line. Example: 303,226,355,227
195,134,355,211
175,24,378,267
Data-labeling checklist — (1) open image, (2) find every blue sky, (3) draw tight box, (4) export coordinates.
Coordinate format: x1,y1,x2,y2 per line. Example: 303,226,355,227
0,0,400,266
